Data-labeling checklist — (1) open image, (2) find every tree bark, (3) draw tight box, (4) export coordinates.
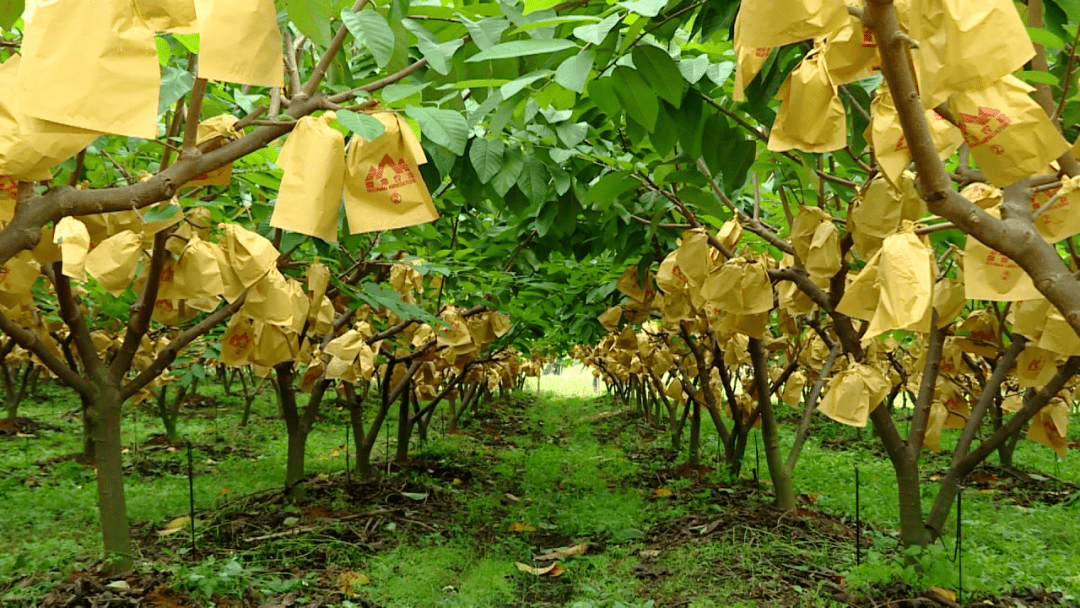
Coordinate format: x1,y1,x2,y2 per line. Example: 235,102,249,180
88,383,133,573
750,338,795,509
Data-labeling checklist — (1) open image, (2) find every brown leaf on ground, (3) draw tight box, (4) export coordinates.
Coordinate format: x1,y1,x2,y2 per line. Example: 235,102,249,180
534,543,588,561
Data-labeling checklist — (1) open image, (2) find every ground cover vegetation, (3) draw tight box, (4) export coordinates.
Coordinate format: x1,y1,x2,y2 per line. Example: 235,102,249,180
2,0,1080,604
4,371,1080,607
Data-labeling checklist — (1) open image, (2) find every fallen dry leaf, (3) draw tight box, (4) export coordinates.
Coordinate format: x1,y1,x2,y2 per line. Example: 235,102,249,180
157,516,191,537
638,549,660,558
338,570,371,595
515,562,565,577
508,522,537,533
535,543,588,561
652,488,673,497
926,586,956,602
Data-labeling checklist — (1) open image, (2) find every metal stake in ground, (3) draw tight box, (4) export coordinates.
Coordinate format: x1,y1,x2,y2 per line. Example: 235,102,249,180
855,464,861,567
345,423,350,483
186,439,196,554
957,485,963,603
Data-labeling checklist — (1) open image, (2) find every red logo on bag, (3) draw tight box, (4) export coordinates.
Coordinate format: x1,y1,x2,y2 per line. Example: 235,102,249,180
155,299,174,311
391,193,403,205
861,28,876,48
984,249,1018,269
1028,359,1044,371
1000,271,1011,281
959,107,1011,148
366,154,416,194
0,176,17,199
160,265,174,283
754,47,769,57
228,333,250,349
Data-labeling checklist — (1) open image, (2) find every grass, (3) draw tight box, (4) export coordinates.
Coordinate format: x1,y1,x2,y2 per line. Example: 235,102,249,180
3,368,1080,606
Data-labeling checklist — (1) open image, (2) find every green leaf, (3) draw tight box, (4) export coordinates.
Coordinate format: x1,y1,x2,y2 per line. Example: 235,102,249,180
510,15,602,34
0,0,23,29
466,39,577,62
535,199,559,236
706,61,735,88
1027,26,1066,49
584,171,639,209
555,122,587,148
632,46,683,107
158,67,195,115
517,157,550,206
523,0,562,15
491,146,525,196
470,138,505,184
554,50,594,94
1015,70,1060,85
155,37,171,67
500,70,552,98
678,55,709,84
336,109,386,141
402,18,463,75
587,77,622,119
405,106,469,156
172,33,200,54
342,9,395,67
617,0,666,17
573,13,621,45
612,66,658,131
381,82,429,104
285,0,333,47
143,202,181,224
456,15,509,50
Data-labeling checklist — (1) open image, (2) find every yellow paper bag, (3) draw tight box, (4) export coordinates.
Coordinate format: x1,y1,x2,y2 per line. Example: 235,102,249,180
174,235,225,299
734,0,848,49
53,217,90,281
733,43,772,102
84,230,142,296
836,224,934,340
962,208,1041,301
933,278,965,328
270,113,345,242
822,16,878,85
817,362,890,427
18,0,159,138
1038,306,1080,356
198,0,284,87
250,322,298,367
134,0,197,31
220,223,278,296
241,269,295,328
700,258,773,316
1027,398,1069,458
0,56,97,181
910,0,1034,108
955,309,1000,357
1012,298,1049,341
0,251,40,310
598,306,622,332
717,219,743,251
870,85,963,185
950,76,1070,188
768,49,846,153
676,228,710,292
184,115,242,188
616,265,656,305
343,112,439,234
1029,176,1080,243
959,182,1001,209
790,206,841,280
656,250,689,295
325,329,367,363
850,177,902,260
923,402,948,452
1017,345,1059,389
782,370,807,407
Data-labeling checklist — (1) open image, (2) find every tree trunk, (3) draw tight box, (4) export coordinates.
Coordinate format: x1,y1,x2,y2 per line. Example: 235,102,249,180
81,397,97,464
88,384,133,573
395,386,412,464
750,338,796,509
277,364,307,494
688,401,700,466
895,458,930,548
